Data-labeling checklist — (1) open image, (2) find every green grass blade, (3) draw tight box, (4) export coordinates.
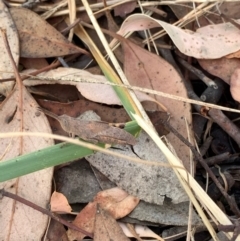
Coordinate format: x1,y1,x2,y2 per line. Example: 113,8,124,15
0,120,139,182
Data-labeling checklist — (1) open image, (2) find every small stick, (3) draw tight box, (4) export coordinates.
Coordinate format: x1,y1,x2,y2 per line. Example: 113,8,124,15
183,76,240,148
218,219,240,241
209,108,240,147
199,136,213,156
201,152,230,167
176,56,218,89
0,189,93,238
0,60,61,83
159,118,240,217
61,18,81,35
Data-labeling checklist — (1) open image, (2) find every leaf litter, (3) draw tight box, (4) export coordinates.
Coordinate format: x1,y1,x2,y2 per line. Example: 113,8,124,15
10,7,88,58
0,31,54,241
2,1,240,240
0,0,19,96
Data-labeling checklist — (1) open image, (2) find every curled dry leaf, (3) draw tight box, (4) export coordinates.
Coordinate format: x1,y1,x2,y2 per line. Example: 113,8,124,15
94,187,139,219
50,191,72,214
226,50,240,58
0,1,19,96
10,8,88,58
120,223,164,241
0,86,54,239
23,67,161,108
230,68,240,102
117,14,240,59
67,187,138,241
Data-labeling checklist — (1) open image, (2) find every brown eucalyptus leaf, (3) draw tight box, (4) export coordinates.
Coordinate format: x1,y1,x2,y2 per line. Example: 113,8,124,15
230,68,240,102
94,205,130,241
0,84,54,240
118,14,240,59
10,8,88,58
198,58,240,85
20,57,49,69
114,1,137,18
0,1,19,96
50,191,72,214
122,39,192,170
23,67,160,108
94,187,139,219
67,202,96,241
67,188,137,241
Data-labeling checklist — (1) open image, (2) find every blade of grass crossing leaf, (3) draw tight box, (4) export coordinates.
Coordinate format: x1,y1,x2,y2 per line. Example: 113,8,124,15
76,0,152,126
0,121,140,182
74,23,140,121
0,142,93,182
132,113,236,241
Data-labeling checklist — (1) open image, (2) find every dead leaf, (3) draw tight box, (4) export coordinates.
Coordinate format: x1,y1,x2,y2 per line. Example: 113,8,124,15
67,202,96,241
55,159,102,203
117,14,240,59
226,50,240,58
57,160,200,228
197,58,240,116
9,8,88,58
230,68,240,102
0,30,54,239
47,219,69,241
20,57,49,69
0,0,19,96
121,39,191,170
23,67,161,109
50,191,72,214
122,223,144,241
94,187,139,219
91,163,200,227
0,84,54,240
86,131,188,205
67,187,138,241
198,58,240,86
128,200,200,226
114,1,137,18
120,222,164,241
94,205,130,241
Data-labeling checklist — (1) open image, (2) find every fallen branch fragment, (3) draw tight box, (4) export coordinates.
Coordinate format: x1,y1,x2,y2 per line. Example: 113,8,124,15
208,108,240,147
159,118,240,217
0,189,93,238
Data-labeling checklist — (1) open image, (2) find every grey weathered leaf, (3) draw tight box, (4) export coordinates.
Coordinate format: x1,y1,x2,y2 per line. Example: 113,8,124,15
86,131,188,205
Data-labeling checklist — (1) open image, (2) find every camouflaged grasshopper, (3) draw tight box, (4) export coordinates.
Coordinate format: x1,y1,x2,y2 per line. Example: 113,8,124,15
38,108,136,145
